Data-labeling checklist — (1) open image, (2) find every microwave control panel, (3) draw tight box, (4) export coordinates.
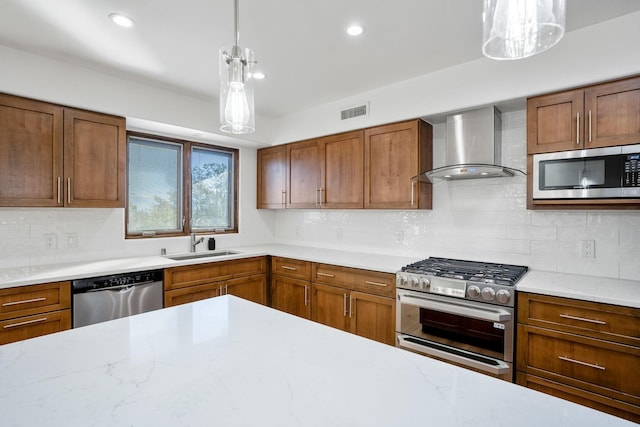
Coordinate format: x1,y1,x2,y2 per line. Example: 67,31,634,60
623,154,639,187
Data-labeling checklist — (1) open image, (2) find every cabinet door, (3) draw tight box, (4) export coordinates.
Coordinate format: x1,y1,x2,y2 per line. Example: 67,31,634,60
225,274,267,305
364,120,432,209
585,76,640,149
257,145,287,209
271,275,311,319
319,130,364,209
311,283,349,332
288,139,320,208
349,291,395,345
0,94,64,207
63,109,126,207
164,282,222,307
527,89,584,154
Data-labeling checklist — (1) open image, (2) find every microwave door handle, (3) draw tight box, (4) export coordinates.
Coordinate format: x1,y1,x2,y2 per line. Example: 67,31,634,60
398,292,511,322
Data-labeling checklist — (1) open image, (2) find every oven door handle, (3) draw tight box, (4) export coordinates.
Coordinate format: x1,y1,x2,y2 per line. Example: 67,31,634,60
397,292,511,322
397,334,511,375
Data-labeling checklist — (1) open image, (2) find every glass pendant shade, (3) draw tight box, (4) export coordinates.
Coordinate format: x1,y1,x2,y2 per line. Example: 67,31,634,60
220,45,255,134
482,0,566,60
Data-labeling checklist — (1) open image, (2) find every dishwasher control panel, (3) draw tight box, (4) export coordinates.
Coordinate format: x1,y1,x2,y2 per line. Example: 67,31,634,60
72,270,163,292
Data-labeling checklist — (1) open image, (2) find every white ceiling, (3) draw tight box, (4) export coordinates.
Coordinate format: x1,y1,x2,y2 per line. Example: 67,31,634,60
1,0,640,120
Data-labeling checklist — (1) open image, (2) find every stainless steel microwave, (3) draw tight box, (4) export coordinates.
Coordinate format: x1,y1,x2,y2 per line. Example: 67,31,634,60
532,144,640,200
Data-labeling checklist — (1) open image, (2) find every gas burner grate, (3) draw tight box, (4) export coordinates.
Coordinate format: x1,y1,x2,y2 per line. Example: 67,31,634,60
402,257,528,287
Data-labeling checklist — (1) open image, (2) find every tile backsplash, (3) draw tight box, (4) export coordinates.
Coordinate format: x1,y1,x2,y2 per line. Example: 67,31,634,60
272,110,640,280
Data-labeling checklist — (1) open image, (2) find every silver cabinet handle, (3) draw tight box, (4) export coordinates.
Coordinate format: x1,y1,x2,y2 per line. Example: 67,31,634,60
316,272,334,277
343,293,348,317
281,266,297,271
320,187,324,207
3,317,48,329
67,177,71,204
349,294,353,318
411,181,415,206
304,285,309,306
559,356,605,371
57,177,61,204
225,284,228,295
2,297,46,307
588,110,592,143
315,187,320,206
364,280,388,287
576,112,580,145
282,190,286,206
559,313,606,325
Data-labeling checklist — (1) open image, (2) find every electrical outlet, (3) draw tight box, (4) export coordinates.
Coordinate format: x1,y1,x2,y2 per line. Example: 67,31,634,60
336,227,343,240
295,225,301,238
395,231,404,244
66,233,78,248
580,240,595,259
45,234,57,249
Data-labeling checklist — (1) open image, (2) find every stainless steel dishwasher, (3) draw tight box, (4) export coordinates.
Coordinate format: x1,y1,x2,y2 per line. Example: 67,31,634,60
72,270,163,328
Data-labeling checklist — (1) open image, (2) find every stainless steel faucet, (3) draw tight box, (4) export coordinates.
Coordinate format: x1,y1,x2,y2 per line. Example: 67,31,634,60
190,233,204,252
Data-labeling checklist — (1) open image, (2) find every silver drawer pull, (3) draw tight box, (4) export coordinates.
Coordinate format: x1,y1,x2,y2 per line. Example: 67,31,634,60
281,266,297,271
4,317,48,329
2,297,47,307
559,314,606,325
559,356,605,371
364,280,387,287
317,272,334,277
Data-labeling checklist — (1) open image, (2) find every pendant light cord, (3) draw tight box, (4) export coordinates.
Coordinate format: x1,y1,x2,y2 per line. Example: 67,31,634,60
234,0,240,46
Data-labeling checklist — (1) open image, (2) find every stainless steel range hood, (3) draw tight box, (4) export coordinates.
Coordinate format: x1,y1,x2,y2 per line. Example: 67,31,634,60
418,106,524,182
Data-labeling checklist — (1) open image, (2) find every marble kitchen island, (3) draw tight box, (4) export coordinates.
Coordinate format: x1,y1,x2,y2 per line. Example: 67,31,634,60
0,296,634,426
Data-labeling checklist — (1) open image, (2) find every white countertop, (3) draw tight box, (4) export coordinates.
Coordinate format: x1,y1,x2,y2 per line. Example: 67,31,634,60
1,244,639,308
0,295,633,427
517,270,640,308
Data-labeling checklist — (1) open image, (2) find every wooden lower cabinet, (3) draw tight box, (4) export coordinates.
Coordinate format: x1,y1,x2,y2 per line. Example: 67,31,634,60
271,275,311,319
349,291,395,346
164,257,267,307
311,283,350,331
517,292,640,423
0,281,71,345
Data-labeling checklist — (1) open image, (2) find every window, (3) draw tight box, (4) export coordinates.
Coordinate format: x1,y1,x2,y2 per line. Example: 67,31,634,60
126,133,238,237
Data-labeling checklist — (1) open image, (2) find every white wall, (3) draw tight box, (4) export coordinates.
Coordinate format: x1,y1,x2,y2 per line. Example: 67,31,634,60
0,147,277,269
272,110,640,281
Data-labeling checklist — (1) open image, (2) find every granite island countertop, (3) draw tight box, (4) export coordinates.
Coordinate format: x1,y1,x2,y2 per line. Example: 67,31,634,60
0,295,635,427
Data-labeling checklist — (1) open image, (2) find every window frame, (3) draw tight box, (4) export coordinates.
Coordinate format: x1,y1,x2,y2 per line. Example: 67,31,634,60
126,131,239,239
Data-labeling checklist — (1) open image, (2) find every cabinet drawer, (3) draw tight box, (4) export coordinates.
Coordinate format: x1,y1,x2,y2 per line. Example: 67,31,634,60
165,257,267,290
312,264,395,297
517,325,640,406
272,257,311,280
0,282,71,321
0,309,71,345
518,293,640,346
516,372,640,423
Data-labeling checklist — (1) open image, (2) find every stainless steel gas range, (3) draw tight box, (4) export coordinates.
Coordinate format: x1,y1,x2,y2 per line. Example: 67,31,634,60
396,257,528,381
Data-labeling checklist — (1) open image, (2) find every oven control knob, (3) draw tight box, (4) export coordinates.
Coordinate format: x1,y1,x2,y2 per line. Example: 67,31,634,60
496,289,511,304
409,277,419,288
467,285,481,298
419,278,430,290
481,287,496,301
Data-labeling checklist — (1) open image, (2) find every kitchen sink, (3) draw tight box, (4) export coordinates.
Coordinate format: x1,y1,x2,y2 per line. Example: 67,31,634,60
164,251,241,261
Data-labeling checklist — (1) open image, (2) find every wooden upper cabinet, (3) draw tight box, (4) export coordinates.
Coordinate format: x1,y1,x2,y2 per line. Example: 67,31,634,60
0,94,64,207
585,77,640,149
64,109,125,207
257,145,288,209
319,130,364,209
527,89,584,154
287,139,321,208
0,93,125,208
364,119,432,209
527,75,640,154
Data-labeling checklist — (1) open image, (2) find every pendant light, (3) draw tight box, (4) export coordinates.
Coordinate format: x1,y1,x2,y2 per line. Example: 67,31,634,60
219,0,255,134
482,0,566,60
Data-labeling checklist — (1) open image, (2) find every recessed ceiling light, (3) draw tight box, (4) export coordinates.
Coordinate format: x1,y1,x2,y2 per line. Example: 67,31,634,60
109,13,135,28
251,71,267,80
346,24,365,36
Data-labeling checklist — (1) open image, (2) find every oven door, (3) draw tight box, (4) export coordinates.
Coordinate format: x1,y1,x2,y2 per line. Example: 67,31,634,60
396,289,514,380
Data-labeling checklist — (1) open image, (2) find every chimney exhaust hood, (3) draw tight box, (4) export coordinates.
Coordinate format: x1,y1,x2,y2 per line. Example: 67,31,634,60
418,106,524,182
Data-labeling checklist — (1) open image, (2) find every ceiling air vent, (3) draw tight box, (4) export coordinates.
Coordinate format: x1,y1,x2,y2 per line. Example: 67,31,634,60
340,102,369,120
